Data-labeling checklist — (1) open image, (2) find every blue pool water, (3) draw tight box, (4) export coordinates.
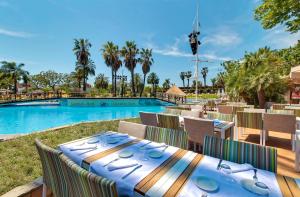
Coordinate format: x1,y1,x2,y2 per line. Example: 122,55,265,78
0,98,171,134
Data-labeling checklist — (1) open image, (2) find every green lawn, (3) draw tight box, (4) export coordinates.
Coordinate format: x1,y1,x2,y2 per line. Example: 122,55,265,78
0,118,140,195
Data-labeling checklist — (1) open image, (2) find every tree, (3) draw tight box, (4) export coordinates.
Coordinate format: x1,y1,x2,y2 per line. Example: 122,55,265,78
94,73,109,89
185,71,192,88
139,48,154,96
70,70,84,89
211,78,216,88
254,0,300,33
162,79,171,90
31,71,65,92
192,80,202,89
101,41,122,96
147,72,159,96
22,73,30,93
0,61,29,95
180,72,186,87
134,73,142,94
121,41,139,97
201,67,208,86
73,39,95,91
215,72,226,89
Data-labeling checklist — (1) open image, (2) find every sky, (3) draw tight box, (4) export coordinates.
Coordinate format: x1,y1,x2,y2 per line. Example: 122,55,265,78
0,0,299,86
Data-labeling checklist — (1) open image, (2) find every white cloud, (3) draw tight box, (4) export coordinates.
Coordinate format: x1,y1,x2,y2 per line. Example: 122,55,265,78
263,27,300,49
202,30,242,46
0,28,34,38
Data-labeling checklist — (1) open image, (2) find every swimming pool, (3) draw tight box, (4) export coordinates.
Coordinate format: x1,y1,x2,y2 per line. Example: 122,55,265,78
0,98,172,135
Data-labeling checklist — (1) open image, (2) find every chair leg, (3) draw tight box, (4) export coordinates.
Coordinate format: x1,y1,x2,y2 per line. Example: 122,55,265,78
42,183,47,197
292,134,296,152
260,130,263,145
265,130,269,141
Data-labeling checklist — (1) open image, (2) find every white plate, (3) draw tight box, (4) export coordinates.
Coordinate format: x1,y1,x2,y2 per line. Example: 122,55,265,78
241,179,269,196
193,176,219,192
119,150,134,158
148,150,164,159
87,138,99,144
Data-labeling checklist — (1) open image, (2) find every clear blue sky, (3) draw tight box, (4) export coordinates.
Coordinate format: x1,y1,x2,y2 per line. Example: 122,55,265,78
0,0,299,86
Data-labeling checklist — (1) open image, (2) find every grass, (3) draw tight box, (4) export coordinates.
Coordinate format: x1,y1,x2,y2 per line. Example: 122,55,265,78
186,93,219,99
0,118,140,195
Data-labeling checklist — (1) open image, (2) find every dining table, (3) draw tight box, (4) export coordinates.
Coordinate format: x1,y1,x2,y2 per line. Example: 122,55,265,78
59,131,300,197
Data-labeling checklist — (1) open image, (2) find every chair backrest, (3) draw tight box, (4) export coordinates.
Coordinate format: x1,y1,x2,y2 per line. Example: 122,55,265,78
217,105,233,114
272,104,289,110
139,112,158,127
145,126,188,149
181,110,203,118
59,154,118,197
118,121,147,139
244,108,266,113
203,135,277,172
206,111,234,122
236,111,263,129
157,114,180,130
293,109,300,117
263,113,296,134
232,106,247,115
164,108,182,115
267,109,294,115
184,117,214,147
35,139,70,197
190,105,204,111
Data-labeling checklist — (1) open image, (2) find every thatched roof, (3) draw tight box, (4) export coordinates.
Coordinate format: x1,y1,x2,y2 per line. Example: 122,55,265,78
165,85,186,96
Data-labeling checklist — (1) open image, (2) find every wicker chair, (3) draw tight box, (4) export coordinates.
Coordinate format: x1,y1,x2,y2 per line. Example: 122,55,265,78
145,126,188,149
236,111,264,144
181,110,203,118
206,111,234,122
203,135,277,172
139,112,158,127
157,113,181,130
263,113,296,150
184,117,214,153
118,121,147,139
164,108,182,115
217,105,233,114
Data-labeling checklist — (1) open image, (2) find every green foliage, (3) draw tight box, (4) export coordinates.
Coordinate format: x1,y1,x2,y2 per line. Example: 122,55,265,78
30,70,65,91
0,118,140,195
187,93,219,99
254,0,300,33
162,78,171,91
223,47,290,107
147,72,159,96
201,67,208,86
94,73,109,89
139,48,154,96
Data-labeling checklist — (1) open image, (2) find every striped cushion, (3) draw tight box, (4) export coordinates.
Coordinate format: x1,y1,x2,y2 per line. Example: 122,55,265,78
35,139,70,197
157,114,181,130
232,106,247,114
203,136,277,172
206,111,234,122
236,111,263,129
145,126,188,149
59,155,118,197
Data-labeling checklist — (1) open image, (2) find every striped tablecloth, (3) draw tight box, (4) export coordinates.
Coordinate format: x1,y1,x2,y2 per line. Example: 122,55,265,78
60,133,300,197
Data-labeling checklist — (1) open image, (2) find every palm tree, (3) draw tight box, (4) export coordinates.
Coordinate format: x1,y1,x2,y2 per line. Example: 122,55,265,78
211,78,216,88
201,67,208,86
73,38,94,91
139,48,154,96
147,72,159,96
185,71,192,87
75,58,95,91
134,73,142,94
101,42,122,96
162,78,171,90
22,73,30,93
180,72,186,87
0,61,29,95
70,70,84,89
121,41,139,96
